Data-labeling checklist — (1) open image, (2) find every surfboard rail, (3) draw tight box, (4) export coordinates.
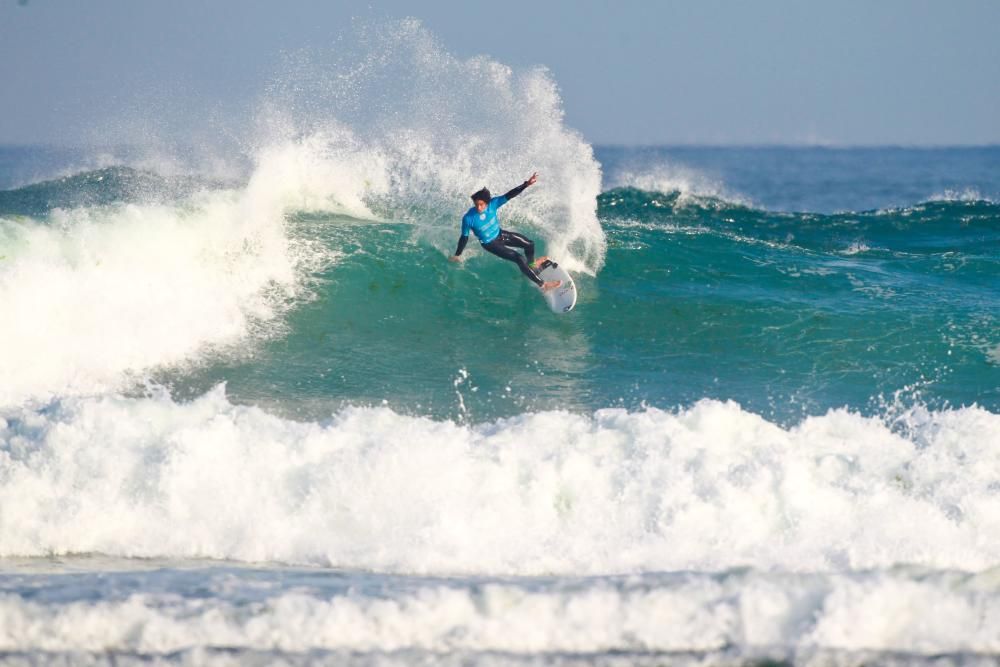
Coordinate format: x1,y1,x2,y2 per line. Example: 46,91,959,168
536,259,577,313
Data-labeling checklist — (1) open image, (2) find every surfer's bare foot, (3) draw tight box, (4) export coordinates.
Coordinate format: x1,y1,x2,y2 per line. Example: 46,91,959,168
531,256,550,269
540,280,561,292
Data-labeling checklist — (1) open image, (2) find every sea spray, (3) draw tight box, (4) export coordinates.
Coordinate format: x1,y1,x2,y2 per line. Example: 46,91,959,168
253,19,606,272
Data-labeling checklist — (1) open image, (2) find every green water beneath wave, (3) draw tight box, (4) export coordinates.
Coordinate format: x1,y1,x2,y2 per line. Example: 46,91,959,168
162,194,999,423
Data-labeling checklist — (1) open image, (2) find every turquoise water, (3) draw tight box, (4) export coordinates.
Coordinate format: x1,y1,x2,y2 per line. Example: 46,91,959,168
4,159,995,422
181,189,1000,423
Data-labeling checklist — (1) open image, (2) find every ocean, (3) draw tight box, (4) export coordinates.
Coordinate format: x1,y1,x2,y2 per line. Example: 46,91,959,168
1,21,999,666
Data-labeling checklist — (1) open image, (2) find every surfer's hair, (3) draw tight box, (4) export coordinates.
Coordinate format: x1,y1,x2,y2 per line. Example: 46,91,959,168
471,187,491,203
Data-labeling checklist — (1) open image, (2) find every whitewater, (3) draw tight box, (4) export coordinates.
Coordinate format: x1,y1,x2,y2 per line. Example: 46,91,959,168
1,19,999,667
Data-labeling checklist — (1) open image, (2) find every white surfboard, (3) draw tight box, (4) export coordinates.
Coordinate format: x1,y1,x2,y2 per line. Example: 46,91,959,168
536,259,577,313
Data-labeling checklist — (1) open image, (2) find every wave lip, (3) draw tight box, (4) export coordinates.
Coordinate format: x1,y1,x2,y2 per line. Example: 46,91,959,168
1,387,998,575
0,166,214,218
604,163,753,209
928,187,995,204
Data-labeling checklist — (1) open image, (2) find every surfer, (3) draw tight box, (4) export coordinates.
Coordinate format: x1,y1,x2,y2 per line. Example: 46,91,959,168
450,172,561,292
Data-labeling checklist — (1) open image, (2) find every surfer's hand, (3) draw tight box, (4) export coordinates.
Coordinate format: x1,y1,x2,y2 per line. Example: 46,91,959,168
449,255,463,263
526,172,538,186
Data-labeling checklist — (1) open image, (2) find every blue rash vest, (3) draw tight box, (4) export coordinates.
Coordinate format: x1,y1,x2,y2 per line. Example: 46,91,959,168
461,195,509,244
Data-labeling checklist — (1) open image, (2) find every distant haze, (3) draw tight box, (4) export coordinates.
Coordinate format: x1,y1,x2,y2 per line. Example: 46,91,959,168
1,0,998,146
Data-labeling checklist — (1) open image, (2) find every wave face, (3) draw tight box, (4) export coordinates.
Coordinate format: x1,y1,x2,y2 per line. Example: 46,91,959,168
591,188,999,415
116,188,993,424
3,183,979,424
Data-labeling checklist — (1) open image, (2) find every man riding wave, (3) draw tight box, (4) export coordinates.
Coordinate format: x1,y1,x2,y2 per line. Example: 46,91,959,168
449,172,561,292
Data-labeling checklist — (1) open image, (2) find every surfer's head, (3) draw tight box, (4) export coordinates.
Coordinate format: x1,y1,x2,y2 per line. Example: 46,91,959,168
471,187,491,211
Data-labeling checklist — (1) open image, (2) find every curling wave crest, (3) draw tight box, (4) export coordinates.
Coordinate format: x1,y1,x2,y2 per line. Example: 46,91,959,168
0,178,334,407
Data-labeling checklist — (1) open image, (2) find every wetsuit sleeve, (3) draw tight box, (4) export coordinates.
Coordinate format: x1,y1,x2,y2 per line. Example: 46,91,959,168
455,215,472,255
501,181,530,202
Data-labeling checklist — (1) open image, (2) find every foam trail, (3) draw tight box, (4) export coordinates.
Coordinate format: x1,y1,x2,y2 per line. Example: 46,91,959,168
1,387,998,574
3,567,1000,659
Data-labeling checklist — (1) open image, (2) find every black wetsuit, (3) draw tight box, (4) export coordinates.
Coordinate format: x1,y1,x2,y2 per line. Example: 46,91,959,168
454,181,543,286
480,230,539,285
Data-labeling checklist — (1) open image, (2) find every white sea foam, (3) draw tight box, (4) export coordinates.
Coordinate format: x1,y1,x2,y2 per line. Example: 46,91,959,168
841,241,871,255
1,566,1000,660
1,387,998,575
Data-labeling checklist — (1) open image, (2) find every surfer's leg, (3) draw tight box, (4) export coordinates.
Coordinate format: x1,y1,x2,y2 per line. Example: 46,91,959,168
499,230,535,264
482,239,543,286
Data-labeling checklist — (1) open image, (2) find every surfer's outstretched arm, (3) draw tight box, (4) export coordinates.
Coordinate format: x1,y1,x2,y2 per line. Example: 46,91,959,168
497,172,538,206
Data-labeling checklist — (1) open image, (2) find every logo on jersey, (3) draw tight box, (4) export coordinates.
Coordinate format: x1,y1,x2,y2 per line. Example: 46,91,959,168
480,213,486,220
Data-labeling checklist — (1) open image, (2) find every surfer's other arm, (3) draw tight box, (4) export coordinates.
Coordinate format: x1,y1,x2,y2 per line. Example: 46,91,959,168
450,234,469,261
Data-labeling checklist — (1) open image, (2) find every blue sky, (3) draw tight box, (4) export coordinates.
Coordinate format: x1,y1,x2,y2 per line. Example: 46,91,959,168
1,0,998,145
